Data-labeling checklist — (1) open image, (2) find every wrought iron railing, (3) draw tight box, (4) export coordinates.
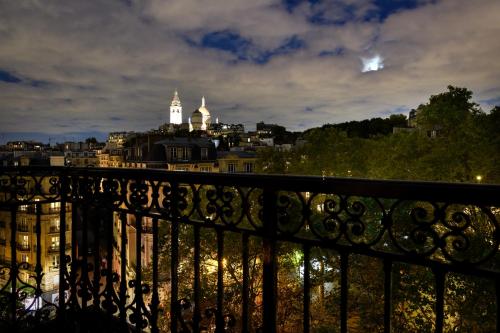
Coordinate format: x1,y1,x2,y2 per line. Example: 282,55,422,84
48,226,60,234
17,224,29,232
16,243,30,251
0,166,499,332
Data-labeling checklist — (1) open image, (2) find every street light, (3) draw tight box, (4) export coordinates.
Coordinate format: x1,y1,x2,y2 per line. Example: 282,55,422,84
475,175,482,183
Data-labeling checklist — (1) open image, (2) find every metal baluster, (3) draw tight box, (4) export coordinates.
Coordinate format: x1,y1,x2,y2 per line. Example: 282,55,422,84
241,232,249,333
193,224,201,333
434,268,445,333
303,244,310,333
34,203,43,315
69,176,79,310
134,213,142,332
58,176,67,318
10,206,17,329
151,217,159,333
496,278,500,333
170,183,180,333
383,259,392,333
340,251,348,333
262,188,277,333
119,211,128,326
81,194,89,311
92,201,101,309
104,204,114,317
216,228,225,333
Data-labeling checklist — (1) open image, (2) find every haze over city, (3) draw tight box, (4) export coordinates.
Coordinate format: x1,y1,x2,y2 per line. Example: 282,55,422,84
1,0,499,143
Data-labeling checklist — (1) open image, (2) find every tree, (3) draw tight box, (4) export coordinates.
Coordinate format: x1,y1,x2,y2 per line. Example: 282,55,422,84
416,85,480,136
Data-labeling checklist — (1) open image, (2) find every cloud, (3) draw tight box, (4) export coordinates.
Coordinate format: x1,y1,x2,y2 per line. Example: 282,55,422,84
0,0,499,141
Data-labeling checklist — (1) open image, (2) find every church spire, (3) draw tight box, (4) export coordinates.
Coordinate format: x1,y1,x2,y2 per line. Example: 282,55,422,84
169,89,182,125
172,89,181,106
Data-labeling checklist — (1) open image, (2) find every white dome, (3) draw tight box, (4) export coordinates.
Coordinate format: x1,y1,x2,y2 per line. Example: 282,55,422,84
198,106,210,116
198,96,210,116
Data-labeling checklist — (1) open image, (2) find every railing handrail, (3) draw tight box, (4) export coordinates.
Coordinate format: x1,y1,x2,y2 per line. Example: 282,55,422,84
1,165,499,206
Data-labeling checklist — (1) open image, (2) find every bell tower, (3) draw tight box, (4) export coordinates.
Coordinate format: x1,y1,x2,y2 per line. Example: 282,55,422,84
170,90,182,124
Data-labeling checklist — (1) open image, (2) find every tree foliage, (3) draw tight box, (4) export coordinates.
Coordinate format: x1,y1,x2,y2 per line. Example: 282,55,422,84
259,86,499,184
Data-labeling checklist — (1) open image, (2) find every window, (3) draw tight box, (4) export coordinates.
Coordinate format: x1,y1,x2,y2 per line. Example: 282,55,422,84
51,236,60,250
176,148,183,160
19,218,29,231
50,218,60,232
244,163,253,173
52,255,59,267
21,254,29,263
228,163,236,173
22,235,29,247
50,202,60,209
170,147,177,160
201,148,208,160
182,148,188,160
199,166,211,172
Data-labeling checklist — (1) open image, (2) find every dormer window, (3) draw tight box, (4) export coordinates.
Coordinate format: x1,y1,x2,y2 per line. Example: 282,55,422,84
201,148,208,160
170,147,177,160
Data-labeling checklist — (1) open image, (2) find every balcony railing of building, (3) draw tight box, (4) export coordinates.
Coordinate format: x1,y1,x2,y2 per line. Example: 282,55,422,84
48,224,70,234
25,206,67,215
0,166,499,333
17,224,30,232
49,226,60,234
48,244,71,253
16,243,30,251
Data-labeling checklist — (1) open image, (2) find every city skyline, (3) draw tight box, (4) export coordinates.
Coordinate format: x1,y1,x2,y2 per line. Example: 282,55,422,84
1,0,500,143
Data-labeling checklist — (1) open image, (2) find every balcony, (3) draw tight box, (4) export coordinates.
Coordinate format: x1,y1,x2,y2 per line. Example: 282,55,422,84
0,166,499,332
17,224,30,232
16,243,30,251
48,224,70,234
48,244,71,253
49,226,60,234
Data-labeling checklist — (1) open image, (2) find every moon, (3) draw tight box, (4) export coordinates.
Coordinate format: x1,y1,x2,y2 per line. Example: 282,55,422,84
361,55,384,72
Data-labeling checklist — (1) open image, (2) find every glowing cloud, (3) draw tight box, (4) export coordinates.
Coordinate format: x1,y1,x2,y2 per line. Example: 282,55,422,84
361,55,384,72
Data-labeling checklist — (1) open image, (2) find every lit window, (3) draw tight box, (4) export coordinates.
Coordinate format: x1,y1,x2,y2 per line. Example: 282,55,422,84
228,163,236,173
52,255,59,267
50,218,60,232
51,236,60,249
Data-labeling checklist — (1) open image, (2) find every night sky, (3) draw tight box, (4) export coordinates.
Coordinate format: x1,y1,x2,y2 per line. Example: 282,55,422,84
1,0,499,143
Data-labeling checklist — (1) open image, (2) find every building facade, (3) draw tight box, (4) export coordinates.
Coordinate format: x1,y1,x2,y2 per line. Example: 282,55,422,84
0,179,71,305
